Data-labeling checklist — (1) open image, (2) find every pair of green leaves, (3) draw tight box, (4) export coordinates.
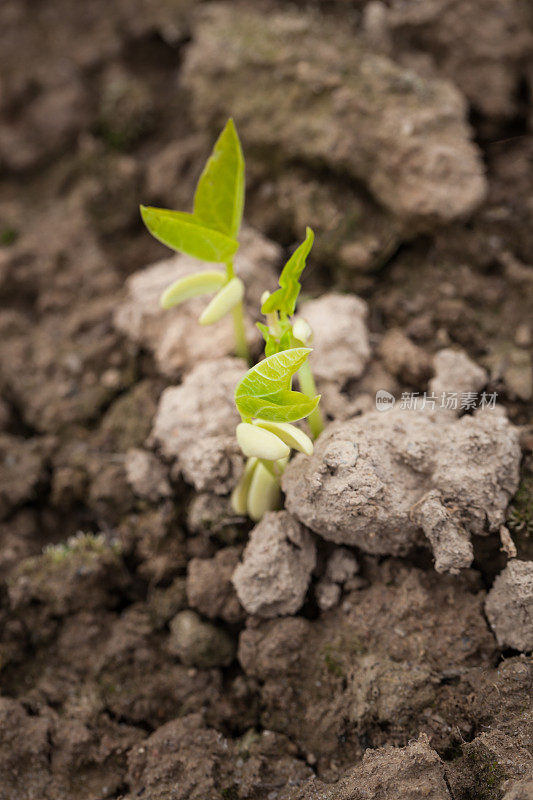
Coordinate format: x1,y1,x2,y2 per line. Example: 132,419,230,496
236,227,318,425
141,118,244,264
235,347,320,423
261,227,314,317
257,227,314,355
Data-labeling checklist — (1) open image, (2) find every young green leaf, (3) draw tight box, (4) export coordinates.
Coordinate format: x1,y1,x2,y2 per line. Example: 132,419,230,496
160,270,226,310
140,206,239,263
261,227,314,316
198,276,244,325
194,118,245,240
235,348,320,423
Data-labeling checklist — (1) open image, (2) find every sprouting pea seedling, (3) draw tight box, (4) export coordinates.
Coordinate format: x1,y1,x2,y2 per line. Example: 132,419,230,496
231,230,325,520
141,118,324,521
140,118,249,360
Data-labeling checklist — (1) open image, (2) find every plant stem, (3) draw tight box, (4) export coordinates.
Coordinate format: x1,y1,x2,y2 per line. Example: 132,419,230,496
298,360,324,439
232,300,250,362
226,259,250,362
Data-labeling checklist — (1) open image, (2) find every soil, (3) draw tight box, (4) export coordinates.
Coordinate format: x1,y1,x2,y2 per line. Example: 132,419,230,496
0,1,532,799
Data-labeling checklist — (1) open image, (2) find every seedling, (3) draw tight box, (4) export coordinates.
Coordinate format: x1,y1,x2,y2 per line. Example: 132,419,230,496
141,119,324,521
140,118,249,360
230,227,326,520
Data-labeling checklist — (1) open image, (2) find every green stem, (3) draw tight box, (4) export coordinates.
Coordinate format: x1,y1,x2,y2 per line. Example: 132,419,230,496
232,300,250,362
226,258,250,363
298,360,324,439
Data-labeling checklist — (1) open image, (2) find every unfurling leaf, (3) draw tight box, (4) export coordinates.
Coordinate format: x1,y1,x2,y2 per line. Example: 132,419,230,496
198,276,244,325
246,461,281,521
231,457,258,514
261,228,314,316
236,422,290,460
253,420,313,456
194,118,245,240
160,270,226,310
140,206,239,263
235,348,320,423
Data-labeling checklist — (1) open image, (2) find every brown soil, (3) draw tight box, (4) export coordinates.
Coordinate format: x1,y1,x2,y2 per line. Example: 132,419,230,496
0,1,532,799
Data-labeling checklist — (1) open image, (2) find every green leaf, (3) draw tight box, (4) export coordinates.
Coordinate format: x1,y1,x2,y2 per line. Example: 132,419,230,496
140,205,239,263
194,118,245,240
235,348,320,423
160,270,226,309
238,389,320,422
198,276,244,325
261,227,314,316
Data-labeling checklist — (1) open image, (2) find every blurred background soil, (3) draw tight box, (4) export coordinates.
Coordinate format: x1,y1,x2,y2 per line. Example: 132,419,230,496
0,2,532,799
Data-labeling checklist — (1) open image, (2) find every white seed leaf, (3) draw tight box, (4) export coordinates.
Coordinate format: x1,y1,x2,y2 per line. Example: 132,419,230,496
230,457,258,515
160,270,227,310
236,422,290,461
199,277,244,325
247,461,281,522
253,420,313,456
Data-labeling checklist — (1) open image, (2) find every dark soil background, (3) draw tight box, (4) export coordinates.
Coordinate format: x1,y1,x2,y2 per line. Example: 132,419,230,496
0,2,532,799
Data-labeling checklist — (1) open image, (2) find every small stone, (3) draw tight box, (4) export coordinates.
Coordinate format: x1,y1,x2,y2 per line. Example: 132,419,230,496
147,578,187,628
379,328,432,386
125,448,171,502
503,348,533,402
315,579,341,611
429,348,487,409
485,560,533,652
232,511,316,617
411,490,474,574
168,610,235,668
100,367,122,389
187,548,244,624
514,324,531,348
499,525,517,560
326,548,359,584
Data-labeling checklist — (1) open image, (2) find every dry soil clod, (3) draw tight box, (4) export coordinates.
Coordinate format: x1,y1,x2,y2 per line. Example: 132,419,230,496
485,560,533,652
283,408,521,571
232,511,316,617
